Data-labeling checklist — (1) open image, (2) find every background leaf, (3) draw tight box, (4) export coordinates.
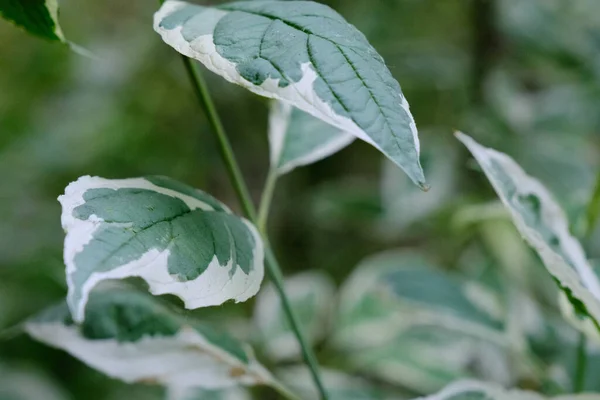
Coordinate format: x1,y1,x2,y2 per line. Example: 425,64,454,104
0,0,64,41
268,101,354,176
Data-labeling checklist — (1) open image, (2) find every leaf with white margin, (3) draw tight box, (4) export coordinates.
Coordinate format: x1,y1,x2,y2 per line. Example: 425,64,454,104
59,175,264,322
154,0,426,188
456,132,600,328
277,366,402,400
347,325,512,394
417,380,600,400
268,101,354,175
254,270,335,361
25,285,275,390
333,250,506,350
166,386,250,400
0,0,64,41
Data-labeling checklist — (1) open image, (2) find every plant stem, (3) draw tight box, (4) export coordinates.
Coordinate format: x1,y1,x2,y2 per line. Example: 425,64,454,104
258,167,279,232
585,170,600,240
181,56,257,221
573,169,600,392
179,56,329,399
574,332,587,392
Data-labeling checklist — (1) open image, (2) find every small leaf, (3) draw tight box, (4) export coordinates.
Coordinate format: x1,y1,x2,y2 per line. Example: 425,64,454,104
0,0,64,41
268,101,354,175
254,271,335,361
25,285,274,390
456,132,600,329
154,0,426,188
59,176,264,322
418,380,600,400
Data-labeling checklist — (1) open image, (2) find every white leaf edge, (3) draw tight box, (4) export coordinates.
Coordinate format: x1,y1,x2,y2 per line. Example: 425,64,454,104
456,132,600,325
268,101,355,175
417,379,600,400
254,270,335,361
25,321,273,390
153,1,421,179
59,176,264,322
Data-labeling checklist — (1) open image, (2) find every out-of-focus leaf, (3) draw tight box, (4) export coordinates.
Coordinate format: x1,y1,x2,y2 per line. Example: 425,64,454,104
277,366,404,400
254,271,335,361
268,101,354,175
0,363,70,400
334,251,505,349
59,176,264,322
457,132,600,330
332,251,515,393
154,0,426,188
166,386,250,400
25,285,275,390
418,380,600,400
0,0,64,41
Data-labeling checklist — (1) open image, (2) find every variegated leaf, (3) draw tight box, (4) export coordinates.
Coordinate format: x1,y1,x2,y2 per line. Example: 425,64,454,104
268,101,354,175
59,176,264,322
456,132,600,329
154,0,426,188
332,251,513,393
334,251,505,349
0,0,64,41
254,270,335,361
25,285,274,390
418,380,600,400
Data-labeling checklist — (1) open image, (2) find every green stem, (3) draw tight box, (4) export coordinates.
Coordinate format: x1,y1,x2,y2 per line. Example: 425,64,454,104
585,170,600,240
258,167,279,232
179,56,329,400
574,332,587,392
573,169,600,392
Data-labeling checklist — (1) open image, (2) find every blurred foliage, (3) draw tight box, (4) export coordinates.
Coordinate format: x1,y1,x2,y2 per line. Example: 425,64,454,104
1,0,600,399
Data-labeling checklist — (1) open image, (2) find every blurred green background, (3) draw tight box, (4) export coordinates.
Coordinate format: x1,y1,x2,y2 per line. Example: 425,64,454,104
1,0,599,399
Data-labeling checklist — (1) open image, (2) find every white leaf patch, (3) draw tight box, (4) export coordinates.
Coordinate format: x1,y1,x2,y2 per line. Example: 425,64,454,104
456,132,600,328
59,176,264,322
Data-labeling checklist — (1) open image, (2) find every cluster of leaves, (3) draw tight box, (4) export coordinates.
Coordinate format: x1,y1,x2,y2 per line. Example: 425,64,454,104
1,0,600,400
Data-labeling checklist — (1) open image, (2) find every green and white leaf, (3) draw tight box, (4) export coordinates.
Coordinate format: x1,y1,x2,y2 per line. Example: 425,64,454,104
154,0,426,188
166,386,250,400
25,285,274,389
456,132,600,328
268,101,354,175
0,0,64,41
333,250,506,350
59,176,264,322
254,270,335,361
348,326,511,393
418,380,600,400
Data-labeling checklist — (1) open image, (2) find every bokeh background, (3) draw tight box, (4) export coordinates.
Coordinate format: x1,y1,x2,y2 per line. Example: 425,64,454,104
1,0,599,399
